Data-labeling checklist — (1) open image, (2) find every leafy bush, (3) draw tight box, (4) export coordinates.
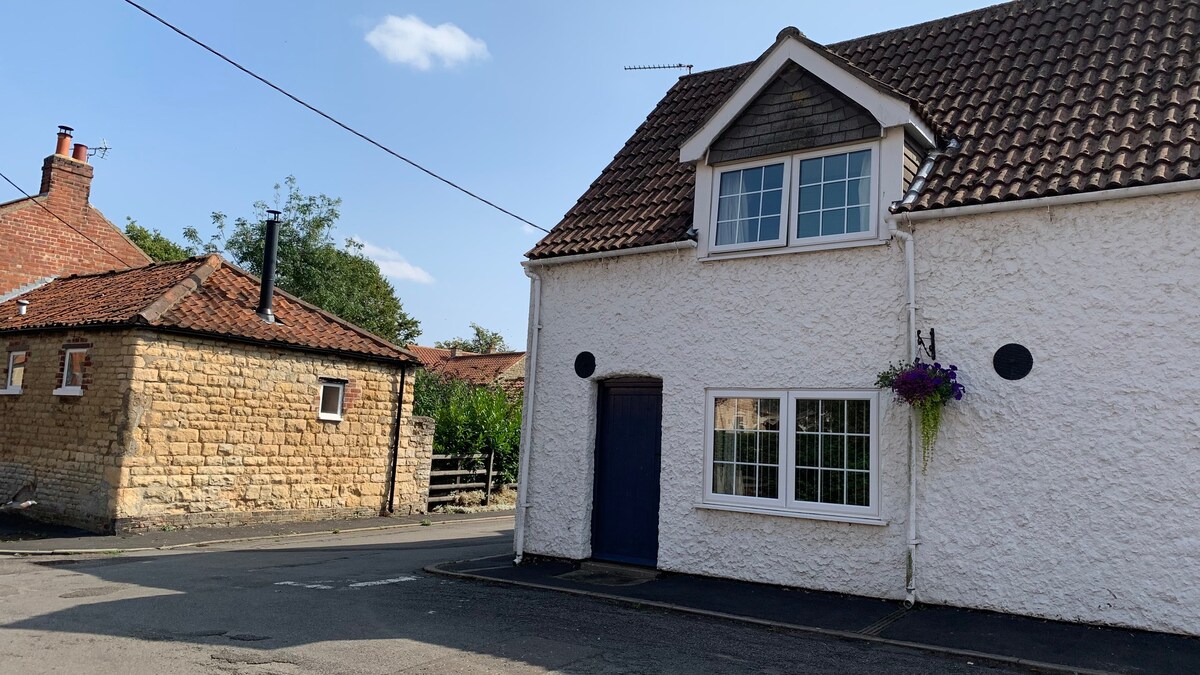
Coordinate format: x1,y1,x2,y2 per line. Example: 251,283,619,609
413,370,522,483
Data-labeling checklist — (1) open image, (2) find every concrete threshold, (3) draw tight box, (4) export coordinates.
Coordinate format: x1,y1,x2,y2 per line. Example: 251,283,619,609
427,554,1200,675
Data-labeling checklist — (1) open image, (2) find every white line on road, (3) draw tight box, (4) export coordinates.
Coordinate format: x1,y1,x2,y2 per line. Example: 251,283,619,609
274,581,334,590
348,576,418,588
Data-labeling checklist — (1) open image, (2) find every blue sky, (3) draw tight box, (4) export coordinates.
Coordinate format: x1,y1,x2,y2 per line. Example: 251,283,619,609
2,1,994,346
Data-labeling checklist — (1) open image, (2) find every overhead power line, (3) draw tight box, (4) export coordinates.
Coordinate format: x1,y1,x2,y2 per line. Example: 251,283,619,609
121,0,550,234
0,169,139,267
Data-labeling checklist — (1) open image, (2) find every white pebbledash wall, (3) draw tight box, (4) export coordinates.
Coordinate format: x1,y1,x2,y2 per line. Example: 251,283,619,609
521,190,1200,637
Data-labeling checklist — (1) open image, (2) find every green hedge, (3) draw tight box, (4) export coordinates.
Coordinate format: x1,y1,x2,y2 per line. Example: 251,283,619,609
413,369,522,483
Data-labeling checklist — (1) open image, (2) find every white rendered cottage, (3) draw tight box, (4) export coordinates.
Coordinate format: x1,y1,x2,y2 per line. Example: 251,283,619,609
515,0,1200,637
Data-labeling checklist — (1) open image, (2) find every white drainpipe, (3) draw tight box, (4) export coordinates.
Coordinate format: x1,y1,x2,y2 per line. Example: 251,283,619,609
886,218,920,609
513,267,543,564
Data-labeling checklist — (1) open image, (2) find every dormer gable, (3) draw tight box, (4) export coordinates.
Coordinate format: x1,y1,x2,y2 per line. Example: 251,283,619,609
681,28,936,164
708,60,882,166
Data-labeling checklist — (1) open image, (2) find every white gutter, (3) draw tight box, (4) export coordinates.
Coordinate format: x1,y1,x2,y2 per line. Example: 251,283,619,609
523,241,696,268
894,178,1200,223
887,220,921,609
513,267,543,564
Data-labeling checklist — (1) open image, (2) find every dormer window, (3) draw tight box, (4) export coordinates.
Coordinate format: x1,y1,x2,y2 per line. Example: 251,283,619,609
709,142,879,254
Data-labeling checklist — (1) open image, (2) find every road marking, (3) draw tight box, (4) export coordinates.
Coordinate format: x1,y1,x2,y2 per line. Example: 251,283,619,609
274,581,334,590
347,576,418,588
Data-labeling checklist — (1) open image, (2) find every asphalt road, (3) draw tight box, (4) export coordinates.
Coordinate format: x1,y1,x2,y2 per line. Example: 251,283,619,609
0,519,1019,674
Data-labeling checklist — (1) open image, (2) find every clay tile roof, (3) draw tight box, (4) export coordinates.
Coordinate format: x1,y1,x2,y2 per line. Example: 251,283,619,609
407,345,525,387
0,255,416,364
528,0,1200,260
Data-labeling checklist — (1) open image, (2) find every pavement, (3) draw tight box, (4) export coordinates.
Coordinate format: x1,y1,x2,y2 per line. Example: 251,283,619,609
0,509,515,554
428,554,1200,675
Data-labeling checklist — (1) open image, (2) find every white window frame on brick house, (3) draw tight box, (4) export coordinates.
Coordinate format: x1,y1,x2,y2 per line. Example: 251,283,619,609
701,388,882,524
0,350,27,395
707,140,882,255
52,348,86,397
318,379,346,421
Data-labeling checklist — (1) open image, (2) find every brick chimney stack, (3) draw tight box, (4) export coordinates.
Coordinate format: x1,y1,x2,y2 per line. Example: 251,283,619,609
39,125,94,209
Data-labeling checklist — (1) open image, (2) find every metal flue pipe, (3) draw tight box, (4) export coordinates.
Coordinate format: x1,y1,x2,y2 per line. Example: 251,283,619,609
256,210,282,323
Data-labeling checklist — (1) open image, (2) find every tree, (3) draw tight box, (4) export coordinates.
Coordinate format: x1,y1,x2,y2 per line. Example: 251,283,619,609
180,176,421,345
124,219,194,262
435,323,510,353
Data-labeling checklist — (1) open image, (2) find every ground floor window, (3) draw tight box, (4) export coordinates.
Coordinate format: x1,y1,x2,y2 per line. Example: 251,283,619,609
705,389,879,519
318,378,346,421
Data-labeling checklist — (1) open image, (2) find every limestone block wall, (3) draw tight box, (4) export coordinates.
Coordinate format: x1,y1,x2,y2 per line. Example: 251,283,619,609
114,331,430,530
0,330,135,530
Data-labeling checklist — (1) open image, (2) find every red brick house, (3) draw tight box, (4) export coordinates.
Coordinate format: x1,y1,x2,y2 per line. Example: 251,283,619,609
408,345,525,393
0,127,151,299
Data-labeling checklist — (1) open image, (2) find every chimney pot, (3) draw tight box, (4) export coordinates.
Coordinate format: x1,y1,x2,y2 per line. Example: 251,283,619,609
55,126,73,156
17,300,29,316
450,347,458,358
71,143,88,163
256,210,283,323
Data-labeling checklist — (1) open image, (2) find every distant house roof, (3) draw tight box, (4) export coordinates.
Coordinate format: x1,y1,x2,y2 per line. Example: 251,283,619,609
528,0,1200,259
408,345,525,388
0,254,417,364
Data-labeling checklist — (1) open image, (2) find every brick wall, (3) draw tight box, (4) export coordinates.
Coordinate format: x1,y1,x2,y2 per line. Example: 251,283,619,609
0,330,135,530
0,153,150,298
113,331,430,531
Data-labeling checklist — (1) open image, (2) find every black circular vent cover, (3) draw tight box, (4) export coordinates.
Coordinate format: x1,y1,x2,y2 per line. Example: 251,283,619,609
993,343,1033,380
574,352,596,378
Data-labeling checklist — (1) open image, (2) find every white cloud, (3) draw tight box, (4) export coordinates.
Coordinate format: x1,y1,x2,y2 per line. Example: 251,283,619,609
353,237,435,285
365,15,489,71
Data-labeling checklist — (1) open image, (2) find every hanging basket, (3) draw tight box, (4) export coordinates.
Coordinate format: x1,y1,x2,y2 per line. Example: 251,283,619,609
876,360,964,473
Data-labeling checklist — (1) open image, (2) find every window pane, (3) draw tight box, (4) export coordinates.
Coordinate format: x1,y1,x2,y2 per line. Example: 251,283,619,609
736,431,757,463
64,351,85,387
715,222,735,246
824,154,848,181
847,150,871,177
320,384,342,415
757,465,779,499
822,435,845,469
798,212,821,238
713,463,735,495
821,471,845,504
740,193,761,219
795,399,819,433
713,431,734,461
759,431,778,465
741,167,763,193
714,398,738,428
796,468,819,502
736,219,756,243
798,185,821,213
8,353,26,388
796,433,820,467
719,171,740,195
845,206,870,233
847,177,871,206
759,216,780,241
756,398,780,429
735,464,757,496
847,436,870,471
761,188,782,216
763,163,784,189
822,181,847,209
847,472,870,506
821,400,846,433
847,400,870,434
821,209,846,236
799,158,823,185
717,196,738,221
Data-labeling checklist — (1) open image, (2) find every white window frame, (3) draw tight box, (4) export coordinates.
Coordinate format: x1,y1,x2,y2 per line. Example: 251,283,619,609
53,348,86,397
704,140,883,257
703,388,881,523
318,380,345,421
1,350,27,395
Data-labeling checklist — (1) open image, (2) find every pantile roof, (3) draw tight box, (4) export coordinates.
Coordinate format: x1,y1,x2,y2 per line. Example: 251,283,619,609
529,0,1200,259
0,255,416,364
408,345,525,388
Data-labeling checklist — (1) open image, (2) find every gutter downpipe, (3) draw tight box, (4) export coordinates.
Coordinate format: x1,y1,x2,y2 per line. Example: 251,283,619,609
386,365,408,514
513,267,543,564
887,146,941,609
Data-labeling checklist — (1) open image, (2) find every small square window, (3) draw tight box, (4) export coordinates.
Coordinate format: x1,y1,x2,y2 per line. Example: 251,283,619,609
319,381,345,421
2,351,26,394
53,348,86,396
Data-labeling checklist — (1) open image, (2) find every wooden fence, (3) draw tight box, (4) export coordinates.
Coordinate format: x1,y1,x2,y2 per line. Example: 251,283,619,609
427,450,509,508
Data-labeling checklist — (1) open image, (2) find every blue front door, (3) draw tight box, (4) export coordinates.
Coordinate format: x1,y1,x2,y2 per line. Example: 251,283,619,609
591,378,662,567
